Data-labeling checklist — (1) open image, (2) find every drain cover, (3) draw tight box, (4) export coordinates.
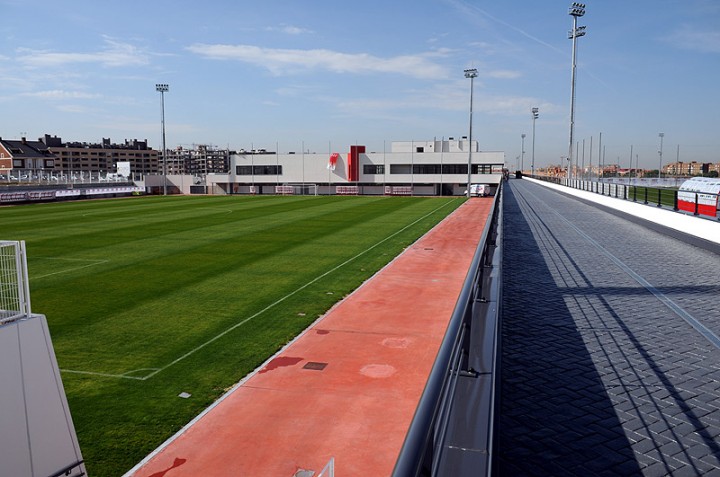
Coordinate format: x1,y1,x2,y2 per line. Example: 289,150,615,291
303,362,328,371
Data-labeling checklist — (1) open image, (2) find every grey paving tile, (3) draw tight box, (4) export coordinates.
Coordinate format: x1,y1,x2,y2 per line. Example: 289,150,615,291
496,180,720,476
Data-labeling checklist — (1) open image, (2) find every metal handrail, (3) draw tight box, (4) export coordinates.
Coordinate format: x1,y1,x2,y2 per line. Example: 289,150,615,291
534,176,720,220
392,181,503,477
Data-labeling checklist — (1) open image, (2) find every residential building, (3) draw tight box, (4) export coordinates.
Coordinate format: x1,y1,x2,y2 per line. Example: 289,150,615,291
663,161,710,176
42,135,158,176
0,137,57,177
0,135,159,179
162,145,231,175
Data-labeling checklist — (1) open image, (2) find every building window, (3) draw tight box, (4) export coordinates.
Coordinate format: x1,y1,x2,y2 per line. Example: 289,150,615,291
383,163,503,175
442,164,468,174
413,164,441,174
390,164,412,174
363,164,385,174
236,165,282,175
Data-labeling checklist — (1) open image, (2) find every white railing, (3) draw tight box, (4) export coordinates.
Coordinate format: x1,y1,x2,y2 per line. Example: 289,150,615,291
0,241,31,325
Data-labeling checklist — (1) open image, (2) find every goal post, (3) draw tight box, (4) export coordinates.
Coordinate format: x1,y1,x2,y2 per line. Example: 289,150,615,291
0,240,31,324
276,184,318,196
0,239,87,477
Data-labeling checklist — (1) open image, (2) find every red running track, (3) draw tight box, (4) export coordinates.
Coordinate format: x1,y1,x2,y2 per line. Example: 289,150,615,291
128,198,492,477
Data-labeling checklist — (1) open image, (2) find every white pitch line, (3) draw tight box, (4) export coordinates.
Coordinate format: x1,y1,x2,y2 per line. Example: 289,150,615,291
59,198,460,382
31,258,109,280
59,368,146,380
138,198,461,380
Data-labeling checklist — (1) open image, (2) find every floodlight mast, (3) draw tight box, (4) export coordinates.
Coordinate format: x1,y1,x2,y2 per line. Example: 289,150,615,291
521,133,526,173
531,108,539,176
464,68,478,198
156,83,169,195
568,2,586,183
658,132,665,180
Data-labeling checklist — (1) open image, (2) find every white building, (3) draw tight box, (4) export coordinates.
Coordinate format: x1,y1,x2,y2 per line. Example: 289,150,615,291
149,139,506,196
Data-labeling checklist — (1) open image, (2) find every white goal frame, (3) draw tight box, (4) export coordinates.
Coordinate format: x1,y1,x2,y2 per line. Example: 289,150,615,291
0,240,31,324
279,184,319,196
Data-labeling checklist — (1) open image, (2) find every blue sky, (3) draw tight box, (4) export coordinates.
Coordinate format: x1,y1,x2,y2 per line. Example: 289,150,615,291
1,0,718,169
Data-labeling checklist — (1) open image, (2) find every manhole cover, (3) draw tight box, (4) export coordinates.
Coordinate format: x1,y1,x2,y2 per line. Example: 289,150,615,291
303,362,328,371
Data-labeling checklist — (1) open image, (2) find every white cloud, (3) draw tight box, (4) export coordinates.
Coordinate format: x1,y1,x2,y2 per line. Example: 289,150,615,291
186,43,448,79
484,69,522,79
444,0,565,56
266,24,314,35
16,37,149,68
21,90,101,100
665,25,720,53
337,80,542,117
56,104,94,113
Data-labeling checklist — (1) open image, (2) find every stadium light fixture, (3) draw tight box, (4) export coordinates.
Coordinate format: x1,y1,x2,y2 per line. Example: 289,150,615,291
567,2,586,183
156,83,169,195
658,132,665,180
531,108,539,176
464,68,478,198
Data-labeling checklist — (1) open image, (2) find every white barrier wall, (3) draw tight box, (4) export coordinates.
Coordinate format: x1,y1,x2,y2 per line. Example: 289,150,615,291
0,314,85,477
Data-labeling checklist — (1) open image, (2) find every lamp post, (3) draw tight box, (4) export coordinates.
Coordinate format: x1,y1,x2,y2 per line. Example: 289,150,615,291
531,107,539,176
658,132,664,181
568,2,586,183
464,68,478,198
156,83,169,195
521,133,526,174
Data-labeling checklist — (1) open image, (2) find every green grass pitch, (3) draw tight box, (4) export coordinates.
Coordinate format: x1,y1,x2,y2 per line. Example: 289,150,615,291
1,194,463,476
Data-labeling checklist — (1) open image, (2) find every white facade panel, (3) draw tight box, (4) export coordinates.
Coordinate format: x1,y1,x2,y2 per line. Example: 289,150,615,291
231,153,348,184
391,139,476,153
361,151,505,185
214,141,506,195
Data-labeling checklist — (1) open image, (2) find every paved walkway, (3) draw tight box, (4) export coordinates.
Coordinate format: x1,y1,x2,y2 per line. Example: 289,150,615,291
498,179,720,476
127,199,493,477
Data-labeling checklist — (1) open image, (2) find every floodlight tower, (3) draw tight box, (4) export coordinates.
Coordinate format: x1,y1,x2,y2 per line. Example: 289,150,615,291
531,108,539,176
658,132,665,180
568,2,586,183
156,83,169,195
464,68,478,198
521,133,526,173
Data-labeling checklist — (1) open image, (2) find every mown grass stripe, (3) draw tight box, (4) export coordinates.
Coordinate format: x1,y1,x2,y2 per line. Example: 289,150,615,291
0,195,463,477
